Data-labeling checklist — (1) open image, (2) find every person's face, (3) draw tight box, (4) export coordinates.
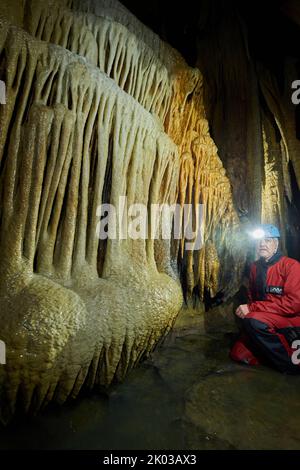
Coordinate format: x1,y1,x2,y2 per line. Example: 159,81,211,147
257,237,278,260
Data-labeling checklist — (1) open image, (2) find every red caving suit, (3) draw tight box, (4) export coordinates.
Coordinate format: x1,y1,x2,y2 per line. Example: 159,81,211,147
230,254,300,373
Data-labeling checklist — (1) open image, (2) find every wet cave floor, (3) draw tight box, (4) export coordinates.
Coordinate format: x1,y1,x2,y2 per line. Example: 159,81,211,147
1,306,300,450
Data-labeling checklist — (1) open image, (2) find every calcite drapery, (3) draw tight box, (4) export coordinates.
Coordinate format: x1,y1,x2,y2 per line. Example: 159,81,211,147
2,0,244,297
0,0,242,421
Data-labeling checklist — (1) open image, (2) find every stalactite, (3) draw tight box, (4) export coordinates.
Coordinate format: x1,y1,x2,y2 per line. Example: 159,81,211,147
165,69,243,300
0,19,182,422
21,0,243,300
21,0,179,125
0,0,246,421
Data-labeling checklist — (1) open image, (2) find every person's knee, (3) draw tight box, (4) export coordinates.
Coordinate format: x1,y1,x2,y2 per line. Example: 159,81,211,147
243,317,268,333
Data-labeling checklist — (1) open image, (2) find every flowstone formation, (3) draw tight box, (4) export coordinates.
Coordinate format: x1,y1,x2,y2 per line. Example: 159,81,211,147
0,0,243,422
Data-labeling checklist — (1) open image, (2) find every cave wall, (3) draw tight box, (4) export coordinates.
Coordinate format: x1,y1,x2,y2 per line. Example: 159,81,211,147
0,0,244,421
1,0,298,422
194,0,300,256
120,0,300,259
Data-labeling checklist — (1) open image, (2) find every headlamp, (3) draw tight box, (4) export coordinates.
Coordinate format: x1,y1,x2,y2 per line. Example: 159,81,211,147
251,228,265,239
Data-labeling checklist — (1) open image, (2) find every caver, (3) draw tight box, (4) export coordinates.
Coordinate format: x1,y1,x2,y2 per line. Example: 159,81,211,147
231,224,300,373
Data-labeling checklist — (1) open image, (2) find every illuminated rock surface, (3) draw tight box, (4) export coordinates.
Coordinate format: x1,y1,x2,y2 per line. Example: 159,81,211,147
0,0,242,421
0,307,299,449
0,0,300,435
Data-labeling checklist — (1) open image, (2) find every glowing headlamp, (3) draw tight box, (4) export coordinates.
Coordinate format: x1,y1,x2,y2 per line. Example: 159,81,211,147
251,228,265,239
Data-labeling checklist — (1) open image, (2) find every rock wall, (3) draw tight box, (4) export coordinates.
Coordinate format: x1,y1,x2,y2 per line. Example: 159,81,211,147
0,0,243,421
195,2,300,256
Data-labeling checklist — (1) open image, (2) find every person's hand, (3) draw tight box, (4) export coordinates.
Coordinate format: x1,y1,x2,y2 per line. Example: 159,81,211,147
235,304,250,319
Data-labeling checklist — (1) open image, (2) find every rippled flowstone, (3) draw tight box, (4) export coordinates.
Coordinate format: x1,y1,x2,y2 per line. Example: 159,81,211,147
0,0,245,421
1,306,300,449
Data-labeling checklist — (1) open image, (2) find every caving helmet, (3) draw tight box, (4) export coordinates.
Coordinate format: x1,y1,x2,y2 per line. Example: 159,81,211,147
251,224,281,239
